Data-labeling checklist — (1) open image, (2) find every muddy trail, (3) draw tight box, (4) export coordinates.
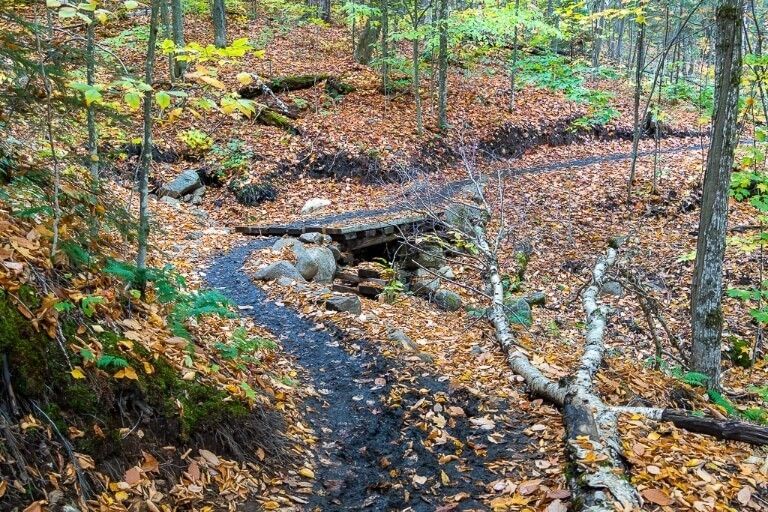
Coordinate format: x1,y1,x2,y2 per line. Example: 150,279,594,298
273,140,707,230
207,240,530,511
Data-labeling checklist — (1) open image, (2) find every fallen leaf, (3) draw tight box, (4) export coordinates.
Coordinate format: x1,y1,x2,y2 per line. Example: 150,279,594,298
642,488,672,506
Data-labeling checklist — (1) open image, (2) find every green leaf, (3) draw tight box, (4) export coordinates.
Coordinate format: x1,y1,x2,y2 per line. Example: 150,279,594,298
58,6,77,18
124,0,139,9
155,90,171,109
46,0,62,7
84,87,102,106
124,91,141,110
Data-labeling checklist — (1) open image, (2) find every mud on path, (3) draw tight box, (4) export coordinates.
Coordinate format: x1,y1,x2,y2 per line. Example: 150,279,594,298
207,240,530,511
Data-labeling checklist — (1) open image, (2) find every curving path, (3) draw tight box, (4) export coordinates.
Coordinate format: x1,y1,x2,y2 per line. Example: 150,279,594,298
207,240,528,511
206,141,708,509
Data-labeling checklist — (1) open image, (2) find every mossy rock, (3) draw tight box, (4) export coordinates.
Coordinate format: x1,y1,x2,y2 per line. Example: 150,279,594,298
229,179,278,206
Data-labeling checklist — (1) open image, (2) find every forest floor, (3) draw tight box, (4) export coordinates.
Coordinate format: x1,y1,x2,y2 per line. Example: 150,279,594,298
3,6,768,512
90,9,768,511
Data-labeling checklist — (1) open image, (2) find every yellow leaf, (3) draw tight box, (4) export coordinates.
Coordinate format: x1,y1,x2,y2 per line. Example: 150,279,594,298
262,502,279,510
199,75,226,90
143,361,154,375
440,470,450,485
236,72,253,86
71,367,86,379
114,490,129,501
298,467,315,479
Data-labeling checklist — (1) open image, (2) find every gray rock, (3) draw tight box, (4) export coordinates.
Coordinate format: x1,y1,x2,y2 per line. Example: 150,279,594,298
437,266,455,279
433,289,462,311
159,169,202,199
388,329,418,351
295,245,336,283
276,276,296,287
299,232,332,245
189,185,206,205
326,294,362,315
253,261,305,282
445,202,488,233
414,243,445,269
185,231,204,240
504,298,532,326
328,243,342,262
300,197,331,214
273,237,302,251
523,291,546,307
190,207,209,220
600,280,623,297
160,196,181,208
411,276,440,297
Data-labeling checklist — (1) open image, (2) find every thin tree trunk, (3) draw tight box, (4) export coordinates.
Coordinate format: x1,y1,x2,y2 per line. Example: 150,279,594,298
136,0,160,294
356,18,380,65
35,15,61,260
212,0,227,48
86,14,98,180
691,0,743,389
381,0,389,93
413,38,423,134
171,0,186,79
509,0,520,111
437,0,448,131
626,20,645,200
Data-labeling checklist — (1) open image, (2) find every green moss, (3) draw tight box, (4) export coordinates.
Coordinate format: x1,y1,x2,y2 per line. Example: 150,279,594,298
139,358,250,440
0,288,59,396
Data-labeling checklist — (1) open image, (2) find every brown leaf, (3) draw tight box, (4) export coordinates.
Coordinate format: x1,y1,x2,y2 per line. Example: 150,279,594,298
518,479,542,495
642,488,672,506
124,466,141,486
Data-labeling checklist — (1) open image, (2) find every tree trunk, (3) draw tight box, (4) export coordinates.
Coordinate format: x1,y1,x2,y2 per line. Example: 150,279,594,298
86,14,98,180
437,0,448,131
691,0,743,389
626,19,645,200
413,38,423,134
320,0,331,22
355,19,380,65
509,0,520,110
136,0,160,294
381,0,389,93
212,0,227,48
171,0,186,79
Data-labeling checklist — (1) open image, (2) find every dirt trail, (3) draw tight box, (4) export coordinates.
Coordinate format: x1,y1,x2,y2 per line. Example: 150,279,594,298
207,240,529,511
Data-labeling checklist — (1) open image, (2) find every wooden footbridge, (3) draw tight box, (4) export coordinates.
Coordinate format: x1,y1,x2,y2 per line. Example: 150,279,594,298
235,213,439,252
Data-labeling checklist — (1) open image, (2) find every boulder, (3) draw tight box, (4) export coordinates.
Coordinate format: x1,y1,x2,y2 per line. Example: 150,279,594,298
445,202,488,233
273,237,302,251
328,243,342,262
600,280,623,297
308,247,336,282
326,294,362,315
294,245,336,283
299,232,332,245
523,291,546,307
160,196,181,208
388,328,418,351
254,261,305,282
301,198,331,215
159,169,202,199
189,185,206,205
437,265,455,280
433,289,462,312
411,275,440,297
